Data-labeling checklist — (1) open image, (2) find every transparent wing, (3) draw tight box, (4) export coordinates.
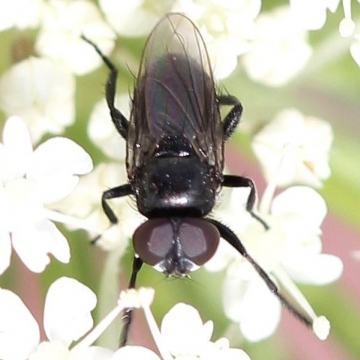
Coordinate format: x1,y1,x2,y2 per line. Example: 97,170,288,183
127,13,223,179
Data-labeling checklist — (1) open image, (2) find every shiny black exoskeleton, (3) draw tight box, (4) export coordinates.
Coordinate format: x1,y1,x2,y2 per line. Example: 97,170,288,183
83,13,311,346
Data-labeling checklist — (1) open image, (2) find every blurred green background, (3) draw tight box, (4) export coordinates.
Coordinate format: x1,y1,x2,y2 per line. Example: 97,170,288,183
0,1,359,359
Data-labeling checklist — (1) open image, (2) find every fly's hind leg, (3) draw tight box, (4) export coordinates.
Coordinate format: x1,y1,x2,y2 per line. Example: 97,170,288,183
82,35,129,139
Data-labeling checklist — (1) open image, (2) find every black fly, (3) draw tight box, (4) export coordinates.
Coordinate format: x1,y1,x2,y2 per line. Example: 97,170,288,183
83,13,312,345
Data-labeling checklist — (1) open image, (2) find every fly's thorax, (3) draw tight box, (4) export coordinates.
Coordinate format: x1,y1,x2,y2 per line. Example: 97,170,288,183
133,157,219,217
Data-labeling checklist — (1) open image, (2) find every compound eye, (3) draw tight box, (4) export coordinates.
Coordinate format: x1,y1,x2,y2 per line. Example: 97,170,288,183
133,218,220,267
133,219,173,266
179,218,220,265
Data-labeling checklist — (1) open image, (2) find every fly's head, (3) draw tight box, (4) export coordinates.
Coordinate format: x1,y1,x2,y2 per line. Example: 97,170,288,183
133,217,220,276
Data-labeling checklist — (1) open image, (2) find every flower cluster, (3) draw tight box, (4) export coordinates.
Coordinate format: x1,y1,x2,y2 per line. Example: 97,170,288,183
0,116,92,275
207,108,342,341
0,280,249,360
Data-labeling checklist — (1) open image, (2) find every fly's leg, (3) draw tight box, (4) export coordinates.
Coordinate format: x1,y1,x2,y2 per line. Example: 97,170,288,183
218,94,243,140
219,95,265,227
120,256,144,347
101,184,133,224
82,35,129,139
93,184,142,346
223,175,268,229
82,36,141,346
91,184,133,244
208,218,313,329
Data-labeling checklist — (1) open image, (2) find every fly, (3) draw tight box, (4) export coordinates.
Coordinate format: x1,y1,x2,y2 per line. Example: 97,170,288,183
83,13,312,345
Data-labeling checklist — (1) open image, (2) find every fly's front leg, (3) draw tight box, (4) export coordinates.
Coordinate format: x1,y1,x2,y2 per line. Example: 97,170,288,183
223,175,268,229
102,184,133,224
91,184,133,244
99,185,143,346
81,35,129,139
218,94,243,140
120,256,144,347
208,218,312,329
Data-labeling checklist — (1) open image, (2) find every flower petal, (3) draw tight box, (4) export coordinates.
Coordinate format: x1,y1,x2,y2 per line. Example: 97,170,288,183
12,219,70,273
252,109,332,187
28,341,70,360
44,277,97,346
350,40,360,67
243,7,312,86
2,116,33,178
0,0,43,30
213,348,251,360
0,57,75,142
0,228,11,275
99,0,169,37
205,240,238,272
35,0,115,75
272,186,327,230
0,288,40,360
283,253,343,284
30,137,93,175
88,96,129,160
27,137,93,203
289,0,329,30
70,345,114,360
34,172,79,205
112,346,160,360
223,275,281,342
161,303,211,356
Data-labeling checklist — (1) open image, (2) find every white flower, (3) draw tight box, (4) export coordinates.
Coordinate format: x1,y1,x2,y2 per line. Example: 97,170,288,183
346,0,360,66
173,0,261,79
242,5,312,86
60,95,144,250
223,271,282,341
51,162,144,251
335,0,360,66
0,277,99,360
252,108,333,188
289,0,360,68
289,0,340,30
1,273,250,360
99,0,172,37
0,288,40,360
349,38,360,66
139,299,250,360
207,105,339,341
111,346,160,360
0,56,75,143
294,0,359,67
338,0,356,37
35,0,115,75
159,303,250,359
271,188,343,284
68,286,157,359
0,0,45,31
0,116,93,274
208,185,343,342
54,83,141,245
0,277,157,360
